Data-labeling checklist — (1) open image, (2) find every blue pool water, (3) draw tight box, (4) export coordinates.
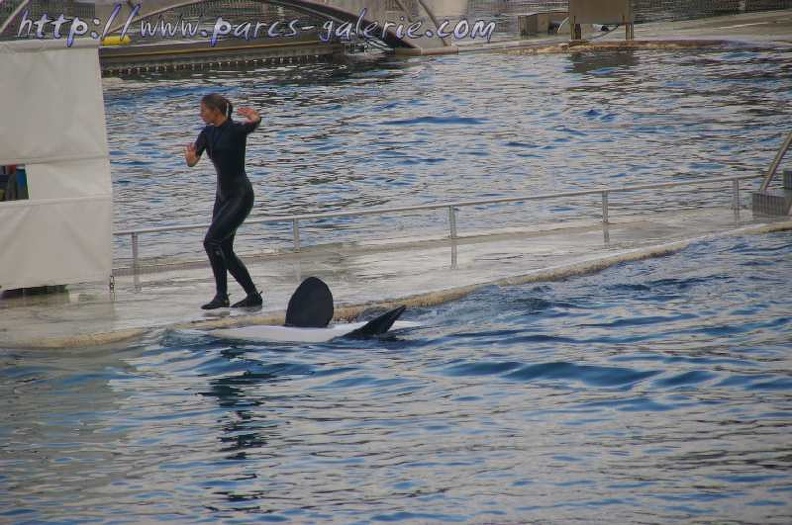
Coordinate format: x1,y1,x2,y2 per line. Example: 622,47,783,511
103,45,792,261
2,230,790,523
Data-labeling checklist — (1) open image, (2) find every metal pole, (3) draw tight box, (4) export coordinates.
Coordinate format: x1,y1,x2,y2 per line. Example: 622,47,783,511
732,179,740,210
448,206,458,239
601,191,609,225
131,232,140,289
758,130,792,192
410,0,449,47
0,0,31,35
292,219,301,251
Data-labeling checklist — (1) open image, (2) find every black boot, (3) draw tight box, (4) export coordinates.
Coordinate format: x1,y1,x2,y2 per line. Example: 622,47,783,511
202,294,229,310
231,291,263,309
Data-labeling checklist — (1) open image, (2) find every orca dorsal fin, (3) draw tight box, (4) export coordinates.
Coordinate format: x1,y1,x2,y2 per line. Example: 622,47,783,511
285,277,334,328
346,305,407,338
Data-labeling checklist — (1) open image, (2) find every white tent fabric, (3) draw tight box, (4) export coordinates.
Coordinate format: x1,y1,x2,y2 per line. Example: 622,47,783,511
0,39,113,291
26,158,113,200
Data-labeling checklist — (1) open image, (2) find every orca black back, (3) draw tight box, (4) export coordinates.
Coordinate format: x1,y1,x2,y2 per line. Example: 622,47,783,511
285,277,334,328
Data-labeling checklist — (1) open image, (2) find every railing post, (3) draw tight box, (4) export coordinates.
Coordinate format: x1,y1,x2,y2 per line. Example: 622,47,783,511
292,219,301,252
601,191,609,225
731,179,740,210
131,232,140,289
448,206,458,239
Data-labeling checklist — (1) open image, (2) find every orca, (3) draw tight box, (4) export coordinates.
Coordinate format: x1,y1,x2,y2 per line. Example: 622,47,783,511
209,277,416,343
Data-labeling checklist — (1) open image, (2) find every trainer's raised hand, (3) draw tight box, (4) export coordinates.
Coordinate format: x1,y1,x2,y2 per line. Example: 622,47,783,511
237,107,261,124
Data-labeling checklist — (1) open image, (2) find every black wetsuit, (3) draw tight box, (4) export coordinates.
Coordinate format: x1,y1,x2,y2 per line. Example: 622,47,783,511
195,117,259,297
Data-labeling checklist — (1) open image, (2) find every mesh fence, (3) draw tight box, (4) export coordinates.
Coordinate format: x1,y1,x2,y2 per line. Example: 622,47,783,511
633,0,792,22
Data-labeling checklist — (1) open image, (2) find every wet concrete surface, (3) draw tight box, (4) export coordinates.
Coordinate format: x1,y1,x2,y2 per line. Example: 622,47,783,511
631,9,792,42
2,207,790,348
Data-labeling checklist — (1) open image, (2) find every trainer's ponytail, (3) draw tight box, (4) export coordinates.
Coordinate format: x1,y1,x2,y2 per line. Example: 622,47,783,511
226,101,233,118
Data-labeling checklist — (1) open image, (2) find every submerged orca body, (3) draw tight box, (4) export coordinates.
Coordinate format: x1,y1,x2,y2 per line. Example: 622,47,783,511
210,277,412,343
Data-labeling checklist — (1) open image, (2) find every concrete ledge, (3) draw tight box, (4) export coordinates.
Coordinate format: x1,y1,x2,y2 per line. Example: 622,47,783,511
456,9,792,55
486,38,766,57
6,328,150,351
394,45,460,56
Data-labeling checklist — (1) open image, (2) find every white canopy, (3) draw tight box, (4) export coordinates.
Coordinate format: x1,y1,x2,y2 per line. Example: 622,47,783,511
0,39,113,291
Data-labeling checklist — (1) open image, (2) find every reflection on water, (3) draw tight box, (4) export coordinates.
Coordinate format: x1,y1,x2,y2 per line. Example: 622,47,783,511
2,231,790,523
201,348,280,463
104,45,792,261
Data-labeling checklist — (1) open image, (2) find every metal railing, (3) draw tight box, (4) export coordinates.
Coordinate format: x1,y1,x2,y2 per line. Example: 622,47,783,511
758,130,792,193
114,173,757,277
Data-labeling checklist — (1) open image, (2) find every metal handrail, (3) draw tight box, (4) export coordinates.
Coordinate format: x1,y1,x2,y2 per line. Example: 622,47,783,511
114,173,758,277
114,174,756,236
758,130,792,193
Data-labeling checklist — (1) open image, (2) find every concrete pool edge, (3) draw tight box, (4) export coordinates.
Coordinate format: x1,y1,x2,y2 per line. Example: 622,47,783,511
326,220,792,314
6,219,790,350
450,9,792,55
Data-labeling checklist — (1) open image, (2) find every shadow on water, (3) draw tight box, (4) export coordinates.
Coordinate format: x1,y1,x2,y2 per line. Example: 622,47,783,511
567,49,641,76
196,344,301,462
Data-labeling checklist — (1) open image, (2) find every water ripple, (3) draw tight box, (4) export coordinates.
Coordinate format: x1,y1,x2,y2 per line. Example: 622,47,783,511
3,43,792,523
104,47,792,260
